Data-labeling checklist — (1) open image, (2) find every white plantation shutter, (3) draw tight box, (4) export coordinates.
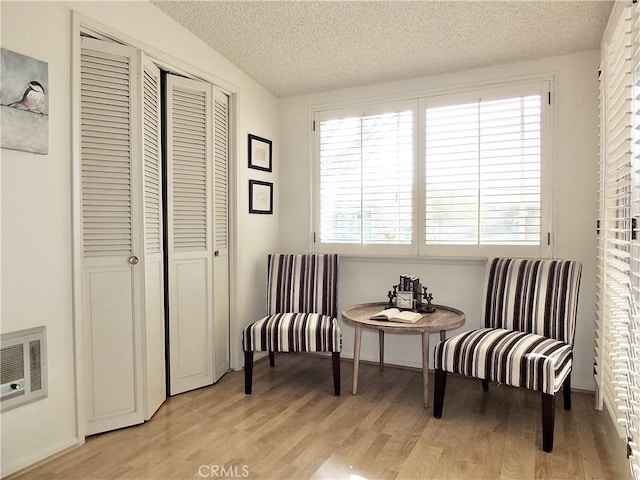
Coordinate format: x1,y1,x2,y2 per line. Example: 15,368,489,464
170,85,208,252
424,83,547,256
424,101,479,245
80,46,133,257
598,1,632,437
214,91,228,251
316,101,416,253
629,1,640,474
313,82,551,257
597,4,640,477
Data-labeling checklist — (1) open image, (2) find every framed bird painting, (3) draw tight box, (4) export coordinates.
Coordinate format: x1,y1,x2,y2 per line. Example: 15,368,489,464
1,48,49,155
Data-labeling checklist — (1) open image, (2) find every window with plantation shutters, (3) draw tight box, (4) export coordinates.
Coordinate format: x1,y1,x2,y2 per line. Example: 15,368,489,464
315,101,416,255
597,3,640,477
424,84,547,256
632,2,640,471
313,81,551,257
598,0,632,437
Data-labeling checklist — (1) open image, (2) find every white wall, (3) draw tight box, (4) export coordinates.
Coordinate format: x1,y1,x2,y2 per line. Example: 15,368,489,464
1,1,279,476
279,50,600,390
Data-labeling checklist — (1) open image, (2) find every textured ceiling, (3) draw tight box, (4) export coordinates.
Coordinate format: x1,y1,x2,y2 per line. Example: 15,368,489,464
152,0,613,98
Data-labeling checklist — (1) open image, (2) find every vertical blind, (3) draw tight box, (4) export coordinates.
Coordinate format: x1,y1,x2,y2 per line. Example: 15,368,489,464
597,3,640,477
318,105,414,245
425,95,542,245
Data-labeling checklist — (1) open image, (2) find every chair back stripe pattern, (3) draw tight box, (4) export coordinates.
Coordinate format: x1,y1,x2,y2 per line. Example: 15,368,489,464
267,254,338,317
483,258,582,344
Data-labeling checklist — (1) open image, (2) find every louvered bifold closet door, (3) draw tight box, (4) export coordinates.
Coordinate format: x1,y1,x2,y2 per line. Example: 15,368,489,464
596,4,633,443
141,57,166,418
166,74,214,395
212,88,230,382
80,37,145,434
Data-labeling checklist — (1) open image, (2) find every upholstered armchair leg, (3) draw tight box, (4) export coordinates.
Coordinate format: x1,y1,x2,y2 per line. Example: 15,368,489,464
269,351,275,367
542,393,555,453
433,369,447,418
482,379,489,391
244,351,254,394
563,374,571,410
332,352,341,396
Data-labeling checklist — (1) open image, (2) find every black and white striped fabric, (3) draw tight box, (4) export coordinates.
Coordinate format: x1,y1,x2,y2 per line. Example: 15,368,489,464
243,254,341,353
435,258,582,394
482,258,582,343
265,253,339,317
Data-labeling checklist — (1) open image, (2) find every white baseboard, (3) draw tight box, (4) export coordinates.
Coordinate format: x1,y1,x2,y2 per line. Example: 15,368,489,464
1,436,80,478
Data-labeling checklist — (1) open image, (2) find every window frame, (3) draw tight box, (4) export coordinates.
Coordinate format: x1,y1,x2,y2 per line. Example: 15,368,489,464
312,77,554,258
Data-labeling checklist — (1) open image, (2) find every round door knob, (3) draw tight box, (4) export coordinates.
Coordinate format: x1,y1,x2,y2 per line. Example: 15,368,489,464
214,250,220,257
128,256,139,265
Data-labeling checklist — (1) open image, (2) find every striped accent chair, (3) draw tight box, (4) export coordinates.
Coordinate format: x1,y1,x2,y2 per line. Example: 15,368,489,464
433,258,582,452
242,254,341,395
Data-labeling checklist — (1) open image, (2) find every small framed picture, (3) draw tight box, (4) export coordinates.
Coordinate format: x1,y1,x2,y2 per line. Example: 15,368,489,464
249,180,273,214
248,134,272,172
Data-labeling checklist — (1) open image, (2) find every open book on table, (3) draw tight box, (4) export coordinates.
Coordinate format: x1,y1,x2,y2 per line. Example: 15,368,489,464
369,308,422,324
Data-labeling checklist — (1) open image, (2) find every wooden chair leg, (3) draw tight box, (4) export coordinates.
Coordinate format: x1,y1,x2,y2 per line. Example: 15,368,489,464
542,393,555,453
244,350,254,394
563,373,571,410
433,369,447,418
332,351,341,396
269,350,275,367
482,379,489,391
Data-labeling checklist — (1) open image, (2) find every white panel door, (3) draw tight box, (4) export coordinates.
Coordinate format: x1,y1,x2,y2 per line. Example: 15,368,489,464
166,74,214,395
212,89,230,382
141,57,166,419
80,38,144,434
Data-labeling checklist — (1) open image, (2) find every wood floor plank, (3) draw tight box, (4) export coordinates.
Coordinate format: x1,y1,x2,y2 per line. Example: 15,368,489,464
6,354,632,480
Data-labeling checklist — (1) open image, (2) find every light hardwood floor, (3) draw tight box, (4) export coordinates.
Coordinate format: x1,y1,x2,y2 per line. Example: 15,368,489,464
9,354,630,480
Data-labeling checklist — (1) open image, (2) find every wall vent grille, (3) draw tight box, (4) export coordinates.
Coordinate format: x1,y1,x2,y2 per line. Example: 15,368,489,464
1,326,47,412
